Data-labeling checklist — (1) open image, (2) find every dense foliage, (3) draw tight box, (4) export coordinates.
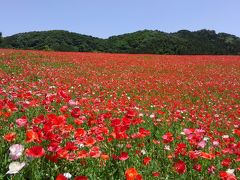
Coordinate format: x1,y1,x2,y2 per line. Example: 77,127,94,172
1,29,240,54
0,32,2,44
0,31,103,52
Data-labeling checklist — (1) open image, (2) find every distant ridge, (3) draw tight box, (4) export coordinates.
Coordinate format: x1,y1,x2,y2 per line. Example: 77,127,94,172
1,29,240,54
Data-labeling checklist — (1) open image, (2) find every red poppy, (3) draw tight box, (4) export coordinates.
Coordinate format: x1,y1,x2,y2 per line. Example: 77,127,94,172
3,132,16,142
71,107,81,118
111,118,121,127
25,146,45,158
58,90,70,99
60,106,68,114
126,110,136,118
84,137,96,147
219,171,237,180
52,115,66,126
139,128,151,137
74,128,87,139
74,118,84,126
56,148,68,159
189,151,200,159
143,157,151,165
125,167,142,180
56,174,67,180
33,115,45,124
89,146,101,158
174,160,186,174
65,142,78,151
77,150,88,159
119,152,129,161
162,132,174,143
193,164,202,172
25,130,40,143
175,143,187,156
152,172,160,177
200,152,215,160
233,129,240,136
221,158,232,167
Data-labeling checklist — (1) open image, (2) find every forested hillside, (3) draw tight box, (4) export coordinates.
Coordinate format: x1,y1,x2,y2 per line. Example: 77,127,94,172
1,29,240,54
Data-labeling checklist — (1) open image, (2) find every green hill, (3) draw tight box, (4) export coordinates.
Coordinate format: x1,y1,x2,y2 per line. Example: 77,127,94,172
1,29,240,54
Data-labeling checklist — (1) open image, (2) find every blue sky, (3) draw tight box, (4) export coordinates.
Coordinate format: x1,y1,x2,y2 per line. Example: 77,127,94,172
1,0,240,38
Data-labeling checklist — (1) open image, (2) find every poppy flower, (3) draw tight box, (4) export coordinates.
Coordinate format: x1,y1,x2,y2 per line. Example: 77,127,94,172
56,148,68,159
100,153,109,160
200,152,215,160
25,146,45,158
68,99,78,106
45,154,58,163
58,90,70,99
16,116,28,127
233,129,240,136
32,115,45,124
126,110,136,118
6,161,26,174
193,164,202,172
174,160,186,174
221,158,231,167
74,128,87,139
174,143,186,156
74,118,84,126
9,144,24,160
119,152,129,161
52,115,66,125
111,118,121,127
25,130,40,143
197,140,206,149
3,132,16,142
56,174,67,180
152,172,160,177
208,165,216,174
63,173,72,179
188,151,200,159
139,128,151,137
47,142,60,152
60,106,68,114
65,142,78,151
71,107,81,118
219,171,237,180
84,137,96,147
77,150,88,159
162,132,174,143
125,167,142,180
143,157,151,165
89,146,101,158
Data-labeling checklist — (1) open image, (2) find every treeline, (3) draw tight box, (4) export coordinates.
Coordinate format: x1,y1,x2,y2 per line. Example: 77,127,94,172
1,29,240,54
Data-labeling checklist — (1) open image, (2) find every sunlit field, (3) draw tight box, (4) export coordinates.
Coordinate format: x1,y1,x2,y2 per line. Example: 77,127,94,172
0,49,240,180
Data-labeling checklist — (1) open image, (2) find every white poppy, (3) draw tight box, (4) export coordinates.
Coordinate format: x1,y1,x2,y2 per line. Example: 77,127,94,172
6,162,26,174
226,169,235,175
64,172,72,179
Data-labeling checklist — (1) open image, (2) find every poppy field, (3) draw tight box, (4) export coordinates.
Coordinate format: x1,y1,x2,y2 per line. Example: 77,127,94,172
0,49,240,180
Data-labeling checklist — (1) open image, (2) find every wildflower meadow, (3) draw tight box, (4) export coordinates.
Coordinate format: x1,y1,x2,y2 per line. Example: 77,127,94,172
0,49,240,179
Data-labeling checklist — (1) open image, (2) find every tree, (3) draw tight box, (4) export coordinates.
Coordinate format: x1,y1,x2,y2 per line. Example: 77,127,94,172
0,32,2,46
